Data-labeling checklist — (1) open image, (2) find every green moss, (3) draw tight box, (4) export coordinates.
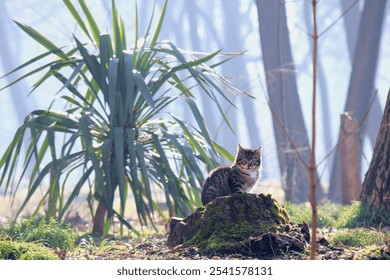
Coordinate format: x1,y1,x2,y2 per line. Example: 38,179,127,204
0,240,59,260
356,246,390,260
183,193,289,251
270,201,289,224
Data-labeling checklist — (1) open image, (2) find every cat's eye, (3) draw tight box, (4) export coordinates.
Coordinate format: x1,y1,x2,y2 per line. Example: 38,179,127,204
238,159,247,165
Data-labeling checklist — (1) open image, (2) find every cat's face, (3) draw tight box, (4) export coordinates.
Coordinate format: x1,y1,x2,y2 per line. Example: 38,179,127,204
235,144,262,171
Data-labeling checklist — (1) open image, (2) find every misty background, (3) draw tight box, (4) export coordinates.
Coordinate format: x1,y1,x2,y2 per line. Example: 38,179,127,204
1,0,389,203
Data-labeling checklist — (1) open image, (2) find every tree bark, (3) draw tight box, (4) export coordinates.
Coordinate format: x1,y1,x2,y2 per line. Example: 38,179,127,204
361,92,390,210
329,0,387,203
339,113,361,204
256,0,323,202
167,193,308,257
92,201,107,235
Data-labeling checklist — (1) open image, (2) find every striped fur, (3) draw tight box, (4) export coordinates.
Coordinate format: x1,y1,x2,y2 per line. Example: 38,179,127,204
201,144,262,205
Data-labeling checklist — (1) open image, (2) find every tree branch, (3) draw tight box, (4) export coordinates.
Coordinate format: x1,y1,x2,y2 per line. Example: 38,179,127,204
309,0,318,260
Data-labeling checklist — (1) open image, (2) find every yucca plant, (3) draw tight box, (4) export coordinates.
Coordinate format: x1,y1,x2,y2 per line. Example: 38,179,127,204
0,0,241,235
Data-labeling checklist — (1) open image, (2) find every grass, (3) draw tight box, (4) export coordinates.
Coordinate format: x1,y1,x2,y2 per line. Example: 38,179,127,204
284,201,390,228
0,239,59,260
0,201,389,259
0,215,139,260
0,216,77,250
284,202,390,259
77,236,129,254
329,228,390,248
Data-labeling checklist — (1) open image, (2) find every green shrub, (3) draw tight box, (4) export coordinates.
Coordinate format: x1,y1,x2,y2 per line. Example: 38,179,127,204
0,0,241,236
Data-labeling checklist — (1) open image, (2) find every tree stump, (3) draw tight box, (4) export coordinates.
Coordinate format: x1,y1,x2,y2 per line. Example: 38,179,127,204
166,193,309,257
339,112,361,204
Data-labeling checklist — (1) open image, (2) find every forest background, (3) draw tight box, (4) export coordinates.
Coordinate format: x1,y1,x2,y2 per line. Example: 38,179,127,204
0,0,389,205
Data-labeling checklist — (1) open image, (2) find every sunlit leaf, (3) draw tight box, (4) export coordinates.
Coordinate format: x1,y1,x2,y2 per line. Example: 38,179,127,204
133,71,155,108
78,0,101,47
63,0,93,42
13,21,68,60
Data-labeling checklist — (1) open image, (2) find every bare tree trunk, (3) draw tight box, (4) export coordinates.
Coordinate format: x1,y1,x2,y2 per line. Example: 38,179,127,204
0,3,35,180
361,91,390,210
0,4,33,122
339,113,361,204
187,1,219,137
255,0,323,203
92,201,107,235
329,0,361,203
330,0,385,202
185,0,261,154
210,0,240,153
220,0,262,151
340,0,360,58
345,0,386,120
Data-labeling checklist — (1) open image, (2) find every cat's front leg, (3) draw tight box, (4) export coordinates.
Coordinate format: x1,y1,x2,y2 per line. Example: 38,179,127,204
231,183,244,194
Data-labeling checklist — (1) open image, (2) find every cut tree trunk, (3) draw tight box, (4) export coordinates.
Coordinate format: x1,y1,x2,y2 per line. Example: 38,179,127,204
339,113,361,204
361,92,390,210
329,0,387,203
167,193,309,257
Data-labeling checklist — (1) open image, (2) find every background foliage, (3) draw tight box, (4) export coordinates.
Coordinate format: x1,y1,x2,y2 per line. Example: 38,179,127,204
0,0,243,233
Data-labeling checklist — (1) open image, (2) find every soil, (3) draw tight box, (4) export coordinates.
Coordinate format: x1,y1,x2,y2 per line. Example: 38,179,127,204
62,211,390,260
64,231,390,260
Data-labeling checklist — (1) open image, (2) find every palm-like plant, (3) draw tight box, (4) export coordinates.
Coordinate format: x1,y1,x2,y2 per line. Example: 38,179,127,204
0,0,241,235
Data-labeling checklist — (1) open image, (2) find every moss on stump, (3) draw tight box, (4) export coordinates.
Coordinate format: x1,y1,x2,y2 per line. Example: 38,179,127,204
167,193,309,257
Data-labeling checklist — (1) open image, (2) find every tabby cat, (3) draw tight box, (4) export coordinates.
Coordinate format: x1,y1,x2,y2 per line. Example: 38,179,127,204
201,144,262,205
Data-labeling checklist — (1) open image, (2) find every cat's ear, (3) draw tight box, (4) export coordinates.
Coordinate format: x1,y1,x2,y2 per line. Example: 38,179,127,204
257,145,262,153
237,143,244,151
